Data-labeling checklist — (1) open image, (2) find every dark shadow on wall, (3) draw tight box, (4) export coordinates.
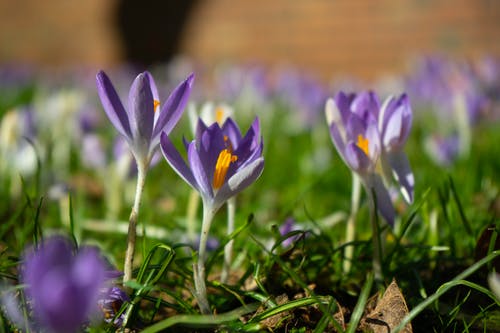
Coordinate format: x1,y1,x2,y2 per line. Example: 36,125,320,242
116,0,200,68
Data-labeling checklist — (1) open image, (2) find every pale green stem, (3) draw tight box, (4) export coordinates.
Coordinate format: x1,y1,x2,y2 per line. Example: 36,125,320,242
104,165,122,221
186,189,200,242
367,187,383,282
343,173,361,274
454,93,471,157
221,197,236,283
193,204,216,314
123,160,147,284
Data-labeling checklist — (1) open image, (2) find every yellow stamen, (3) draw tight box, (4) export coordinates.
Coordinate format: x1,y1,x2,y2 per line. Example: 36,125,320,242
215,107,225,125
213,149,238,190
356,134,369,155
153,100,160,113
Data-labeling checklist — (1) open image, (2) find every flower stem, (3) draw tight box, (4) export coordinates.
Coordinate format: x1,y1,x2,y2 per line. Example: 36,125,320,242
193,204,216,314
186,189,200,243
221,197,236,283
123,161,147,284
367,187,383,282
343,173,361,274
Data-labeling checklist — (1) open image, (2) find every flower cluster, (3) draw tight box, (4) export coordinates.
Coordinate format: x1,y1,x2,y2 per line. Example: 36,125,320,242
326,91,414,225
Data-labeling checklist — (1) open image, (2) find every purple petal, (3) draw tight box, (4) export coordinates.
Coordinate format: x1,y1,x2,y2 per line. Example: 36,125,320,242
364,173,396,227
345,113,367,141
221,118,243,148
365,121,381,161
96,71,132,139
187,139,214,200
351,91,380,119
345,142,373,173
328,123,347,163
160,132,198,190
386,151,414,203
381,94,412,151
213,157,264,210
152,73,195,140
198,123,226,176
144,71,160,105
382,101,403,148
397,94,413,145
195,118,209,143
128,72,155,153
333,92,355,123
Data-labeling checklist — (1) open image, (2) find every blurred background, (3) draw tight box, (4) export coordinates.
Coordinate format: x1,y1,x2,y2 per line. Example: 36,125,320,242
0,0,499,81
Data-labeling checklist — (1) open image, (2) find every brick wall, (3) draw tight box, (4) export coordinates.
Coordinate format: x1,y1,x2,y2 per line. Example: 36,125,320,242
179,0,500,80
0,0,498,81
0,0,120,69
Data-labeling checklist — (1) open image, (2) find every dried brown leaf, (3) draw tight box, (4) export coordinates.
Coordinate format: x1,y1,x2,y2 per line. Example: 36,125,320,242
361,279,412,333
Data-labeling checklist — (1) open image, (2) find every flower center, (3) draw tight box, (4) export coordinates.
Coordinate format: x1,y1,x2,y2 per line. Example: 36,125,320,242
356,134,369,155
153,100,160,113
213,149,238,190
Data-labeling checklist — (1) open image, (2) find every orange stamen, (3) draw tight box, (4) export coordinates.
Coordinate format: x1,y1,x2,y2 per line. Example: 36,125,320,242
153,100,160,113
357,134,369,155
213,149,238,189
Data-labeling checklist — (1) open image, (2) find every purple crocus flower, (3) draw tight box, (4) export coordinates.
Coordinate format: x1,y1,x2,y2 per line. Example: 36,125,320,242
160,117,264,214
96,70,194,167
326,91,396,225
97,287,129,326
279,217,303,248
424,134,460,166
379,94,415,203
21,236,107,333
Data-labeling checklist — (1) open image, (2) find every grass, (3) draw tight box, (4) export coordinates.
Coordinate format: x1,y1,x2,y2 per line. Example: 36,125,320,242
0,64,499,332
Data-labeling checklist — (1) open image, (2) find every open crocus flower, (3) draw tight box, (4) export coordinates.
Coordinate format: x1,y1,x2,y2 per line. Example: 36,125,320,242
160,117,264,214
326,91,396,225
161,116,263,313
379,94,415,203
96,70,194,167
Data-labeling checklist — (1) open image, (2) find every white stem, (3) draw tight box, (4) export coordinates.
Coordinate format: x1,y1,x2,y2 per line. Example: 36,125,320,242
193,204,216,314
343,173,361,274
221,197,236,283
123,160,147,284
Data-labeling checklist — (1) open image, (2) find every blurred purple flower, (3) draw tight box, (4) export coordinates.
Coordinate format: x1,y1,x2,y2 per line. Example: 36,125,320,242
326,91,414,225
424,135,460,166
279,217,303,247
97,287,129,326
275,69,328,128
325,92,382,175
21,236,107,333
96,70,194,167
406,55,494,125
160,117,264,214
215,64,271,105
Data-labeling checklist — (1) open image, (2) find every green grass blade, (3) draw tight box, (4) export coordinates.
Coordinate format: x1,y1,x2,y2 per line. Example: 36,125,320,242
140,303,259,333
393,250,500,333
448,175,472,235
346,272,373,333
